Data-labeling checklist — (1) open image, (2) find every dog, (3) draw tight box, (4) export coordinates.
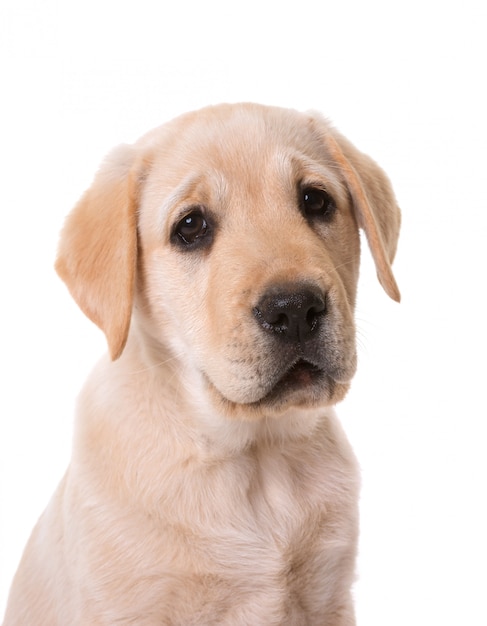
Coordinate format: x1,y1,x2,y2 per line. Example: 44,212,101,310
3,103,400,625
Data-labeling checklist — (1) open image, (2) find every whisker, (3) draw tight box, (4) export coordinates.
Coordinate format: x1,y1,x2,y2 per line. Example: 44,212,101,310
128,350,187,376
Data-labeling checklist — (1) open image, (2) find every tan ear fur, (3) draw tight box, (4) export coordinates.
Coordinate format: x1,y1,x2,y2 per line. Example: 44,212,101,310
325,130,401,302
55,145,142,360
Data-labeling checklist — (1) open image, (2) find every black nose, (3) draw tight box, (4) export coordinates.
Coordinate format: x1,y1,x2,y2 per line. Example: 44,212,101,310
253,286,326,342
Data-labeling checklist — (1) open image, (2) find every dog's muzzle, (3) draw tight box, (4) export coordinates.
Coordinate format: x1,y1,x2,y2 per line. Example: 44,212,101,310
250,284,333,402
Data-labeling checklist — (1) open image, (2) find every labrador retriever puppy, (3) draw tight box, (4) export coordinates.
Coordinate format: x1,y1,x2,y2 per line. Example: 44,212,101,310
3,103,400,625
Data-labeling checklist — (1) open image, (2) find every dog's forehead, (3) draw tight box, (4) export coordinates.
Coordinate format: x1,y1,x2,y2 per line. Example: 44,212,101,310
147,104,329,172
141,104,343,212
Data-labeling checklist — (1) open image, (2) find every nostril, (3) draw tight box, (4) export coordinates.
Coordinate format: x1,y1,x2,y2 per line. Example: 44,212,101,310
253,308,288,334
306,303,325,332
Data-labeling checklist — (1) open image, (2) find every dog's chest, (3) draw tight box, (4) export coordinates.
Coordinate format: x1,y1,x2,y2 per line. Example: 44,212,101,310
76,426,358,623
151,448,353,621
242,449,325,540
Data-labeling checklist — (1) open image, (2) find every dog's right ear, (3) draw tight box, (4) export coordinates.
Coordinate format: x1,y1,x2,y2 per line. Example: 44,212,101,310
55,145,147,360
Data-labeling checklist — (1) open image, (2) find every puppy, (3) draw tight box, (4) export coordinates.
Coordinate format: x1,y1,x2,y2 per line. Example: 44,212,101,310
3,103,400,625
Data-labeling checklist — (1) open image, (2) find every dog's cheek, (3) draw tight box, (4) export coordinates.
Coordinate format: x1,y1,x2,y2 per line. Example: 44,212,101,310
135,248,210,359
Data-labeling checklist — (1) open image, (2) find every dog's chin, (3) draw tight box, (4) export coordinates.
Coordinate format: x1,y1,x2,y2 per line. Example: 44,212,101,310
205,359,351,419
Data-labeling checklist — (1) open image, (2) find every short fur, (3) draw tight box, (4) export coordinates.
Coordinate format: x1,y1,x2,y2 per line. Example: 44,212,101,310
4,103,400,625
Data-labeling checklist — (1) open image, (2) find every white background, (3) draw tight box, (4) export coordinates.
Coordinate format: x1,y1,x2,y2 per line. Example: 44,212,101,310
1,1,486,623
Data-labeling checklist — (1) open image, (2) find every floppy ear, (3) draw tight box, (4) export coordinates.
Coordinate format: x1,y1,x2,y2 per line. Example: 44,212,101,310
55,145,143,360
325,129,401,302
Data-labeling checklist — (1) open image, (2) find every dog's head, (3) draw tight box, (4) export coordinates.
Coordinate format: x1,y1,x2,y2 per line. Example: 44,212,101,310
56,104,400,419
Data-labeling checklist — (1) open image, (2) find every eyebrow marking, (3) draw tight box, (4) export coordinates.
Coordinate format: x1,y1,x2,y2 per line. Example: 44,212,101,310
158,172,228,239
275,150,349,205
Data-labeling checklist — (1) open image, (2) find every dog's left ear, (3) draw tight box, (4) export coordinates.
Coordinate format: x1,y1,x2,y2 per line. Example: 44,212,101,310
323,126,401,302
55,145,146,360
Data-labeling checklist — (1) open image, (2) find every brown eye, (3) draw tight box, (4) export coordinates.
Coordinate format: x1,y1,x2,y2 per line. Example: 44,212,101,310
302,187,336,220
174,210,209,246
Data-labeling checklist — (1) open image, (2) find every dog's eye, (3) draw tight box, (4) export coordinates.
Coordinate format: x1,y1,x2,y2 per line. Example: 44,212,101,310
301,187,336,221
174,210,209,246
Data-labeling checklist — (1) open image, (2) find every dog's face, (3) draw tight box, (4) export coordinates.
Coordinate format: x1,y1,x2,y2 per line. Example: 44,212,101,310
137,108,362,414
56,104,400,419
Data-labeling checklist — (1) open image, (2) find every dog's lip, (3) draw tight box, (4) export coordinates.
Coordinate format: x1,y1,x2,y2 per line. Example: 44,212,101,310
204,357,326,405
271,358,325,393
249,357,330,406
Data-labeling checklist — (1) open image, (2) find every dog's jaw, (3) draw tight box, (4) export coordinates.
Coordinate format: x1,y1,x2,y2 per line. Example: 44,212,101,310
201,364,353,425
194,378,344,448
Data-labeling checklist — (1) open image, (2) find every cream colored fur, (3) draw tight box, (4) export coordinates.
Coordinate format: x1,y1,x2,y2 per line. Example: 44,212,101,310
3,103,400,625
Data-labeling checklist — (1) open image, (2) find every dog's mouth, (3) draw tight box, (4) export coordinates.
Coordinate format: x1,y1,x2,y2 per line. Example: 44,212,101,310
277,359,324,389
204,338,357,411
260,358,329,405
204,353,351,413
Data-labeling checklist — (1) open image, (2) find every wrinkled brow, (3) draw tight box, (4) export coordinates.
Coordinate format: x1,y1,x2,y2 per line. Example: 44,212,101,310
274,150,349,206
157,172,228,236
